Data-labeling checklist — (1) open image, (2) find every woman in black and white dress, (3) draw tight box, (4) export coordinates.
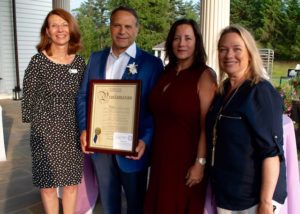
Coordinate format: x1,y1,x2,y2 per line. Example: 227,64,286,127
22,8,85,214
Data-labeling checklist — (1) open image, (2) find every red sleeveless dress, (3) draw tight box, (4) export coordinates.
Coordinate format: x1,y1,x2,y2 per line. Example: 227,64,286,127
145,65,208,214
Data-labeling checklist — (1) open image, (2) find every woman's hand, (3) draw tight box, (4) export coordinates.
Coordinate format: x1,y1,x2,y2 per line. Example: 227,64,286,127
185,163,204,187
80,130,94,154
258,156,280,214
257,201,274,214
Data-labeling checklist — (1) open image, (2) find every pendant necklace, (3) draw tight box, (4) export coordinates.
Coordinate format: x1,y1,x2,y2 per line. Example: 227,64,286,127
211,86,240,166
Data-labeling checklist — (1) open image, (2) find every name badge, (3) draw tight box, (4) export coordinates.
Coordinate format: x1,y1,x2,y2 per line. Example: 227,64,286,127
69,69,78,74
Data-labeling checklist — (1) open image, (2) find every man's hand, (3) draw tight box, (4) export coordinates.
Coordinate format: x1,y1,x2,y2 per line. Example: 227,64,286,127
80,130,94,154
126,140,146,160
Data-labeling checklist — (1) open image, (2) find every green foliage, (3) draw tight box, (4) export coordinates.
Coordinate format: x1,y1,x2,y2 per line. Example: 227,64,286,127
73,0,199,57
175,0,199,22
286,0,299,37
106,0,170,52
137,1,170,51
230,0,262,30
290,75,300,96
78,16,101,60
276,74,300,115
291,26,300,59
74,0,300,60
275,82,295,115
231,0,300,60
74,0,111,59
257,0,286,51
272,61,300,132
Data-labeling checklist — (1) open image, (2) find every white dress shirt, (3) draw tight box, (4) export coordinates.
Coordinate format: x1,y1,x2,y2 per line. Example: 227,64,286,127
105,42,137,80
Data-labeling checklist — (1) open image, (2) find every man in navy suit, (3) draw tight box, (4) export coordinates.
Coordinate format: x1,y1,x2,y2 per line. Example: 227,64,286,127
76,6,164,214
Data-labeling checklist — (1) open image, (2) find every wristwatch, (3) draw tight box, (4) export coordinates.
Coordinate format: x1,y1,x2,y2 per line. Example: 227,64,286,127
196,157,206,165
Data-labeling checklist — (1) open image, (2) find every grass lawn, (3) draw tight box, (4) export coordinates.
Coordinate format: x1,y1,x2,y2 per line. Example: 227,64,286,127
271,61,299,86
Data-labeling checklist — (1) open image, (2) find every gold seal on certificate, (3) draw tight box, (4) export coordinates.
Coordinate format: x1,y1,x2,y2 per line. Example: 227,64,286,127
93,127,102,144
95,127,101,135
86,80,141,156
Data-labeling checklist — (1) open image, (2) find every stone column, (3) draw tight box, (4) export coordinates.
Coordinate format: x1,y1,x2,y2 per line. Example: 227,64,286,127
200,0,230,72
52,0,70,12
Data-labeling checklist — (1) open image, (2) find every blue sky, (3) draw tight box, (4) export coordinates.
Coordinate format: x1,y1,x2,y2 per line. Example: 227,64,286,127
71,0,82,10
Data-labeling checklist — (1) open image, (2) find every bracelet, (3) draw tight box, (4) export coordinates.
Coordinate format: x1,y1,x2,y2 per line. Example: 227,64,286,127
196,157,206,165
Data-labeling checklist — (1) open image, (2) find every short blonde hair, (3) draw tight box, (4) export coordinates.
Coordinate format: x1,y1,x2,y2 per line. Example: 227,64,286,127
217,25,268,93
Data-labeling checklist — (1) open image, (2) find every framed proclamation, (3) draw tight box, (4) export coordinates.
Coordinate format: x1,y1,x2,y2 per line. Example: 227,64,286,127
86,80,141,156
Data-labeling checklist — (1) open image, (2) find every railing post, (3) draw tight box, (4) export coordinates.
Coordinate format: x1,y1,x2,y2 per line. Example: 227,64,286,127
0,105,7,161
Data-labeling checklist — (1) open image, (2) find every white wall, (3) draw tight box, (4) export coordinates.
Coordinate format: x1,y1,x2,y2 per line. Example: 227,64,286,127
0,0,52,96
0,0,15,95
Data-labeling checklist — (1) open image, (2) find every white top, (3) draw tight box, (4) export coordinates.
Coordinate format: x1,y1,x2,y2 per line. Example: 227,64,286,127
105,42,137,79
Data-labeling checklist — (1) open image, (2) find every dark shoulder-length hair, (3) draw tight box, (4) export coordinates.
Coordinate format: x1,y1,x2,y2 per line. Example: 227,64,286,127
165,19,207,69
36,8,82,55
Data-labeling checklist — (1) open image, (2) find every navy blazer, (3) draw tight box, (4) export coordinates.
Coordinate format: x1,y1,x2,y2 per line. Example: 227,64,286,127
76,47,164,173
206,79,287,210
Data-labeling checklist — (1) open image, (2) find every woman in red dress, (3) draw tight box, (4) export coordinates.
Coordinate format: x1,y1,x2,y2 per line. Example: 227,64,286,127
145,19,217,214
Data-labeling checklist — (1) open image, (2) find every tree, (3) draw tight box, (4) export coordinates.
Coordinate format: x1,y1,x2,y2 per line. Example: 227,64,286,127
173,0,199,22
230,0,300,60
257,0,285,44
291,25,300,59
258,0,288,59
74,0,200,56
74,0,111,59
77,16,102,59
230,0,263,32
106,0,170,51
285,0,300,59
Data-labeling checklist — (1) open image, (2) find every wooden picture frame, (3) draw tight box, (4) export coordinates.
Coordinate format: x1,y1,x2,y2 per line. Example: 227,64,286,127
86,80,141,156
